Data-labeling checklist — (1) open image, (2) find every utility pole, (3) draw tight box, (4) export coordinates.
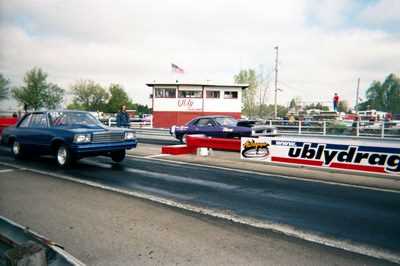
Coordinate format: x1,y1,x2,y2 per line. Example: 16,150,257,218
355,78,360,112
274,46,279,119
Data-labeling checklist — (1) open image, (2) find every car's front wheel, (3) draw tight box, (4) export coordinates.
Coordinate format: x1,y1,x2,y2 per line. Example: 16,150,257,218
11,140,25,159
111,150,126,162
56,144,73,168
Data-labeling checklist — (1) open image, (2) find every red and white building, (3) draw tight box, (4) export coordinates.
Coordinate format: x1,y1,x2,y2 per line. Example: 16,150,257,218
147,82,248,128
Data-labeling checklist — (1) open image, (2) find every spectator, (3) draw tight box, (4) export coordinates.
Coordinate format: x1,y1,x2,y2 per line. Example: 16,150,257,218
333,93,339,112
116,105,130,128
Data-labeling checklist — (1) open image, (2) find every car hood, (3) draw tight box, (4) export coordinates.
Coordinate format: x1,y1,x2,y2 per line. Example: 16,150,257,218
65,125,132,134
236,120,265,128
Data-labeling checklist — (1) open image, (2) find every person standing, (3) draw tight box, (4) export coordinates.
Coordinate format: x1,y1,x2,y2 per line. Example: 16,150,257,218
116,105,130,128
333,93,339,112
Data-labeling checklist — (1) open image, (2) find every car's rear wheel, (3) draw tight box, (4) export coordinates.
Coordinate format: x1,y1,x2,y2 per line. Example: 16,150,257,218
56,144,73,168
11,140,25,159
111,150,126,162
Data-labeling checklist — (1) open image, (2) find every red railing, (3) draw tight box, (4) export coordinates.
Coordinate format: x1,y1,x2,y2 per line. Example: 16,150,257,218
161,135,241,155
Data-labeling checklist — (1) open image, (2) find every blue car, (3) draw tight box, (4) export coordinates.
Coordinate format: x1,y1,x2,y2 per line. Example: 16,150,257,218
170,115,277,143
1,110,137,167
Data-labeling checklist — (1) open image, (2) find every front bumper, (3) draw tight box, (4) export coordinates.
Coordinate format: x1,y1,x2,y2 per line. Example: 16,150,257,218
251,127,278,137
70,139,137,157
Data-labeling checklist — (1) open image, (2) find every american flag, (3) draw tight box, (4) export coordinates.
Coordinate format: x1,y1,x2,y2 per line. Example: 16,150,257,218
171,63,184,74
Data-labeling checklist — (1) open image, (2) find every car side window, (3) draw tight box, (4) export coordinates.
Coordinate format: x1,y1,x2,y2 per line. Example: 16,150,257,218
18,114,32,128
49,112,66,127
195,118,214,127
30,114,48,128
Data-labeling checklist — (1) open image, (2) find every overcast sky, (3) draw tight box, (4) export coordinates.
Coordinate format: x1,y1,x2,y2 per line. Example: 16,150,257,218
1,0,399,108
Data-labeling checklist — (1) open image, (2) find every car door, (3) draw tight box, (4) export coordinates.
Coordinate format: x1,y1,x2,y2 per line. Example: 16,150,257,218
208,118,229,138
190,118,218,137
214,117,238,138
28,113,53,153
14,114,33,147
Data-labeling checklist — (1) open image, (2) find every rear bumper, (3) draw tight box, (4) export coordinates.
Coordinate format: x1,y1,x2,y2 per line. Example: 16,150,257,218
70,140,137,157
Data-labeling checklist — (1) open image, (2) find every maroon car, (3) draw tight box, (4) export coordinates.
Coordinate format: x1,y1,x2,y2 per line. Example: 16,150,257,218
170,115,277,143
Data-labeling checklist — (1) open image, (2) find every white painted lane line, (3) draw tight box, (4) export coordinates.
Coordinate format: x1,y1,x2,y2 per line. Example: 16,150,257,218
0,160,398,264
0,169,14,173
144,154,171,158
127,155,400,194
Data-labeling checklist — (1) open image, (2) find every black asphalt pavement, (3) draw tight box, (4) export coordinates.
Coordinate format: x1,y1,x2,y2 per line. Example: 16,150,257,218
0,147,399,261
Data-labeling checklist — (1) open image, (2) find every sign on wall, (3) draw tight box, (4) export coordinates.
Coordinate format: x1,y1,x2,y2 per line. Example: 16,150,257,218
177,98,202,112
241,136,400,175
269,139,400,175
241,137,271,161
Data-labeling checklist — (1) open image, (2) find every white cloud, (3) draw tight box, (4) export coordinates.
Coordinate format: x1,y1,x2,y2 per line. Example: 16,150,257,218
0,0,399,110
305,0,355,28
358,0,400,26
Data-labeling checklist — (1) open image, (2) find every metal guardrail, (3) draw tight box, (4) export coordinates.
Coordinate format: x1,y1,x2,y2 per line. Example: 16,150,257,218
130,120,400,140
264,120,400,139
135,128,171,136
101,117,153,128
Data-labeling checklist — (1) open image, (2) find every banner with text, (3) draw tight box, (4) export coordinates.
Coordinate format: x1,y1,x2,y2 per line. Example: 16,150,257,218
269,137,400,175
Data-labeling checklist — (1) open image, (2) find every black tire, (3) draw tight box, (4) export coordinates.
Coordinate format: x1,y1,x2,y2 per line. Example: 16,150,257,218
111,150,126,162
11,140,25,159
56,144,73,168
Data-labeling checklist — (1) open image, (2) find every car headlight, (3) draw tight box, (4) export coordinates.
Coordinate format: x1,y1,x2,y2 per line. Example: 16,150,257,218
124,131,136,140
73,134,91,143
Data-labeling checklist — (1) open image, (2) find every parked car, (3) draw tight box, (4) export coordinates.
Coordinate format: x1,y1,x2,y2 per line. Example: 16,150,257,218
170,115,278,143
1,110,137,167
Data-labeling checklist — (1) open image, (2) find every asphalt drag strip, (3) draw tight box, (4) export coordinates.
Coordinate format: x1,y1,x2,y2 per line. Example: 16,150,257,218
0,148,399,263
2,167,396,265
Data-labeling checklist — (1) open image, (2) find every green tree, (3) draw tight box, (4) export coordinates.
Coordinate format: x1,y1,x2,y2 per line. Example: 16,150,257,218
69,80,109,111
289,97,302,111
66,102,86,111
316,103,329,111
337,100,349,112
303,102,329,112
106,84,131,113
128,103,152,116
383,74,400,113
0,74,10,101
289,98,297,109
257,104,288,118
358,73,400,113
234,69,258,118
12,67,64,110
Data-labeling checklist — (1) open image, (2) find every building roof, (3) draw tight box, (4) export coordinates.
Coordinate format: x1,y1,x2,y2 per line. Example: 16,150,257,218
146,82,248,89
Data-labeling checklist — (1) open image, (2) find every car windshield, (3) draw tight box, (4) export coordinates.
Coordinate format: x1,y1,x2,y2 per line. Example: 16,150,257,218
49,112,102,128
215,117,237,127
